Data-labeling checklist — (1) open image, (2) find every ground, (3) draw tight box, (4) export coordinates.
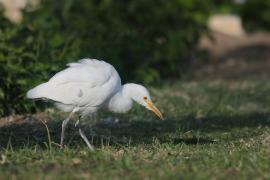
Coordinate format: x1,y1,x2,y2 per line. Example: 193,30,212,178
0,75,270,179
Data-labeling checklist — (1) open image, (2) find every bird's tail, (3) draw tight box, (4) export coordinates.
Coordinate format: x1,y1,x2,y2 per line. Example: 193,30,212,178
26,83,50,99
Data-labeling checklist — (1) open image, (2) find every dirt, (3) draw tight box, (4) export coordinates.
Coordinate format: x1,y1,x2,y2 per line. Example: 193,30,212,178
0,113,49,128
194,31,270,80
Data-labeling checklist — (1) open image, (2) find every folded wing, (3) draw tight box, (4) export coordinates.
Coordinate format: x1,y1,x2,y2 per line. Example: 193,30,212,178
27,59,121,107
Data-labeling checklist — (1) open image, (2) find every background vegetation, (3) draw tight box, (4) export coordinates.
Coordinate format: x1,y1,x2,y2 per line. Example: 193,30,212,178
0,0,269,116
240,0,270,31
0,0,212,116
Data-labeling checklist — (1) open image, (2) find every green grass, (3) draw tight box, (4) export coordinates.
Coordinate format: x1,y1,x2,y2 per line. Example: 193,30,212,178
1,78,270,179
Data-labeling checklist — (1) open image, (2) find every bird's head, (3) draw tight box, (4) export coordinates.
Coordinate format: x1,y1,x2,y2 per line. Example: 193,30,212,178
129,84,164,120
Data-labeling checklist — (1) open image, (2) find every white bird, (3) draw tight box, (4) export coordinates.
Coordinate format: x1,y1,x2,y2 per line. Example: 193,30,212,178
27,58,163,150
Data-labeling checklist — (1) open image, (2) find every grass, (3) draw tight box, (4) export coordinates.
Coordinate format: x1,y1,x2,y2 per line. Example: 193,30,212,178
1,78,270,179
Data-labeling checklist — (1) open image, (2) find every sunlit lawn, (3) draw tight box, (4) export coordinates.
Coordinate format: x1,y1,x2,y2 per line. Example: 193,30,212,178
1,78,270,179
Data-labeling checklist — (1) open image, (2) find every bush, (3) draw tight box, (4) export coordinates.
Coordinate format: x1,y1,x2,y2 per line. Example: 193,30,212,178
0,16,79,115
0,0,211,116
239,0,270,31
0,18,39,115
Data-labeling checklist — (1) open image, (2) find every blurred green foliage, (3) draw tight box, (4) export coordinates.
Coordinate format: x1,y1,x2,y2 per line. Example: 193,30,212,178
209,0,270,32
0,0,212,116
240,0,270,31
0,18,39,115
1,0,269,116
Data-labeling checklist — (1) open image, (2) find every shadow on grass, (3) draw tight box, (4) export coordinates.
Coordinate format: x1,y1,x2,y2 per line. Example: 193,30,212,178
0,112,269,149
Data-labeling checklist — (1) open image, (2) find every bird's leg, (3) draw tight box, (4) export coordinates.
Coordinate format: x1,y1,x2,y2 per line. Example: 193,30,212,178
60,108,77,148
75,117,94,151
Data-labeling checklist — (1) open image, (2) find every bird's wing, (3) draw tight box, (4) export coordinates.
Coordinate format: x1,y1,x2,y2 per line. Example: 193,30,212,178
49,59,112,87
27,59,121,107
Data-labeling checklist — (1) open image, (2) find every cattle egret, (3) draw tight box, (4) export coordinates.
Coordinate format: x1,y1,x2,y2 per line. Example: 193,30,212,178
27,59,163,150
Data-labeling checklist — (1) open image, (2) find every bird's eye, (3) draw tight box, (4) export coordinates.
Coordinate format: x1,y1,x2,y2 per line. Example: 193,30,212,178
143,97,147,100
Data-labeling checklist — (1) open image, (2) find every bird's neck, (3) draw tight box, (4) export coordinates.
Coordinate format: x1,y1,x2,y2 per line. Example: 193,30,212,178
107,83,136,113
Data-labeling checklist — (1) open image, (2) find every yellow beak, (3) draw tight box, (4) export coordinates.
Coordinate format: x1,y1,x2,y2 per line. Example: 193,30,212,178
145,99,164,120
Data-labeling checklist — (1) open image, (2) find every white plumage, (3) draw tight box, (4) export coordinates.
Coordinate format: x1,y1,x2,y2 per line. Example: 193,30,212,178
27,58,163,150
27,59,121,116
